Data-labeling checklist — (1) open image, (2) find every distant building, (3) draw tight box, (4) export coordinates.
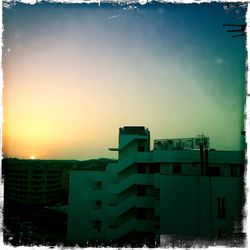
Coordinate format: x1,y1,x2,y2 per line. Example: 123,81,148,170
67,126,244,245
3,159,63,205
3,158,112,207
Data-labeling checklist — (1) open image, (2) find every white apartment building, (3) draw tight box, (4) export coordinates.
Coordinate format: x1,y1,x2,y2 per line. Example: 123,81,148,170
67,126,244,245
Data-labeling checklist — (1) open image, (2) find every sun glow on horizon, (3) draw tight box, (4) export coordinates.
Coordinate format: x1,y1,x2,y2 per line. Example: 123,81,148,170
30,155,36,160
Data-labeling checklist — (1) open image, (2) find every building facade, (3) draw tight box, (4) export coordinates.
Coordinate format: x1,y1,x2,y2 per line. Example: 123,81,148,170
3,159,64,205
67,126,244,245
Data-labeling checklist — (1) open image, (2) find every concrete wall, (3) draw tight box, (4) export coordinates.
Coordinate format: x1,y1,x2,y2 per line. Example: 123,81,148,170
67,171,108,242
211,177,242,235
160,175,242,237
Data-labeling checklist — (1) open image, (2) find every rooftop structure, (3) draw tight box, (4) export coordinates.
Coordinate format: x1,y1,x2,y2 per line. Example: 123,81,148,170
154,135,209,151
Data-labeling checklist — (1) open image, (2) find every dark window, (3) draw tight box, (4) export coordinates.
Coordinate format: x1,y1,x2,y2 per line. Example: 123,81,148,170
154,189,160,200
137,164,146,174
240,164,245,177
218,229,226,237
137,185,146,196
149,163,160,174
173,163,181,174
95,200,102,209
32,171,42,174
208,167,220,176
93,220,101,232
138,146,145,152
95,181,102,190
137,208,146,220
31,192,41,197
32,181,42,185
217,198,226,219
156,141,163,148
31,198,40,202
33,176,42,180
230,165,238,177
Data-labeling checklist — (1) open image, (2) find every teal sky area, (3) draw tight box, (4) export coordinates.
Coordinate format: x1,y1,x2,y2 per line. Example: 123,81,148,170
2,2,246,160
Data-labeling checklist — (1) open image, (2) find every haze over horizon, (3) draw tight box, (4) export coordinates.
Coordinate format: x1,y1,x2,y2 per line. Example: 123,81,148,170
2,2,246,160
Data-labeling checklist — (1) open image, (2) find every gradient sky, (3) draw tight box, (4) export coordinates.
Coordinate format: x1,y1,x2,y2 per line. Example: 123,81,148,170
2,2,246,160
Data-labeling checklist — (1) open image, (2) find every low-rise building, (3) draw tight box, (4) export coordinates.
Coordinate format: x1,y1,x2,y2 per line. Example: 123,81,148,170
67,126,244,245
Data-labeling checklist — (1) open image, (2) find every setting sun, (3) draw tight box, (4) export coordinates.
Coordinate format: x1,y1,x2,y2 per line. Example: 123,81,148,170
30,155,36,160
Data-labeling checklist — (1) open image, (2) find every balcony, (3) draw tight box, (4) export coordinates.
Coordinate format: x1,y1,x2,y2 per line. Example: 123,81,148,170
108,218,155,240
107,196,155,216
108,174,155,194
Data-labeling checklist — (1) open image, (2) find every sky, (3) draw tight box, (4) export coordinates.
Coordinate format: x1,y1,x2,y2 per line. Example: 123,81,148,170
2,2,247,160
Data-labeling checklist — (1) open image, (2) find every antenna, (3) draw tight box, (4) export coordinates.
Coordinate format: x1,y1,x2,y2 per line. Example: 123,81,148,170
223,24,246,38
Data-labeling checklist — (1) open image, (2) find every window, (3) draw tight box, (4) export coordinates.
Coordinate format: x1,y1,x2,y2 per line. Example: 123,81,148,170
240,164,245,176
173,163,181,174
93,220,101,232
32,170,42,174
137,164,146,174
138,146,145,152
95,200,102,209
94,181,102,190
33,186,41,191
218,229,226,237
31,197,40,202
154,189,160,200
230,165,238,177
33,176,42,180
137,208,146,220
137,185,146,196
31,192,41,197
217,198,226,219
149,163,160,174
208,167,220,176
